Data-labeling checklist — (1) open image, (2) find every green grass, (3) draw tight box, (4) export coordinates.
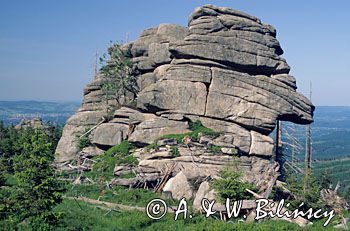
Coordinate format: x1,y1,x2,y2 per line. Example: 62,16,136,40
145,142,158,151
208,145,222,153
76,128,92,150
170,146,180,157
57,178,348,230
85,141,137,181
147,120,221,149
118,172,137,179
161,133,188,144
52,200,152,231
104,140,134,156
4,173,18,186
45,199,342,231
65,184,178,207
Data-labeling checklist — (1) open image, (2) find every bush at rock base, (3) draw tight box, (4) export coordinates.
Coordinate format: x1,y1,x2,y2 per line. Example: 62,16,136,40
87,141,137,180
211,163,256,203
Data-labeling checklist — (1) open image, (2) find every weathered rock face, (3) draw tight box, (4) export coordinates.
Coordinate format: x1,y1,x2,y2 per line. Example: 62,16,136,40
135,5,313,136
55,4,314,191
111,138,280,201
55,72,110,163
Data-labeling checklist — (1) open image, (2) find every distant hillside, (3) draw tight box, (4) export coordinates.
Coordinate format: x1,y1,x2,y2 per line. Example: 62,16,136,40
277,106,350,197
281,106,350,161
313,106,350,130
0,101,80,125
0,102,349,159
311,106,350,160
313,157,350,197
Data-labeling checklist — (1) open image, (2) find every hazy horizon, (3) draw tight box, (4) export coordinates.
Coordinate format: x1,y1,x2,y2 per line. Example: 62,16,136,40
1,1,349,105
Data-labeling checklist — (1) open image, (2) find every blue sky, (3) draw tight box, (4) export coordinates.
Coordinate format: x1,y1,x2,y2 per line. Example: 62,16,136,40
0,0,349,106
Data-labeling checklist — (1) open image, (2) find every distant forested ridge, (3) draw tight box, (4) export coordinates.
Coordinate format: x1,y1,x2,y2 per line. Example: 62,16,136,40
0,101,80,125
280,106,350,160
0,102,349,159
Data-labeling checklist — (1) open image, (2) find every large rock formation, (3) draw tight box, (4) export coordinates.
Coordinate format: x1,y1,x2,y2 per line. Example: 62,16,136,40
55,5,314,199
14,117,45,130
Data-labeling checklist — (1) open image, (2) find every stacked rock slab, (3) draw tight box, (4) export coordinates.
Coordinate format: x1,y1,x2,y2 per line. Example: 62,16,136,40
55,5,314,198
55,73,110,163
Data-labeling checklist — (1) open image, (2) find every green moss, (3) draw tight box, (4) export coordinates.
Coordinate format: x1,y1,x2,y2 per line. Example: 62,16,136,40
187,120,221,141
188,120,221,139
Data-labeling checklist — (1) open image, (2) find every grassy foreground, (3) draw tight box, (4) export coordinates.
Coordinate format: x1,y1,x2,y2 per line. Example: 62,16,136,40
11,178,344,231
46,198,342,231
28,183,345,231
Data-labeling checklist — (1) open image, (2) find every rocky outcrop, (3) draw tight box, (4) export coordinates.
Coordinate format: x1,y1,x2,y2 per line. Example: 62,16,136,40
163,171,193,200
55,5,314,199
15,117,45,129
55,73,110,163
113,137,280,201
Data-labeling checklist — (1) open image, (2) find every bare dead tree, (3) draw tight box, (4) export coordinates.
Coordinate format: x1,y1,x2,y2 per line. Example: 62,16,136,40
303,82,313,194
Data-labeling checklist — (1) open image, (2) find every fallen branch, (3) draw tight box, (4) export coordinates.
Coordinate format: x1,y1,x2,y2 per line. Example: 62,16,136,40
79,117,106,139
261,172,279,198
276,180,296,199
65,196,145,212
285,160,303,174
64,196,175,213
67,164,90,171
155,163,176,192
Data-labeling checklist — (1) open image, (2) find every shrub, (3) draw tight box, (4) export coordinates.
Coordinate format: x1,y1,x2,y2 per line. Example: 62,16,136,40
75,128,92,150
284,172,326,211
170,146,180,157
89,141,136,180
161,133,188,144
145,142,158,151
158,120,221,146
99,42,137,115
0,128,64,229
271,165,327,212
188,120,221,140
211,162,255,203
208,145,222,153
